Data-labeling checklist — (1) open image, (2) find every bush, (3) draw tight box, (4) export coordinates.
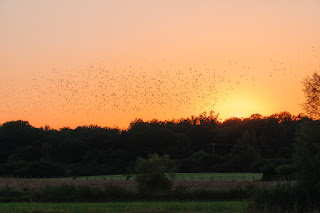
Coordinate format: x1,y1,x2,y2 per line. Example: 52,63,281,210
14,161,66,177
180,158,202,173
0,164,4,176
261,165,276,181
4,160,28,176
135,154,179,193
276,164,296,180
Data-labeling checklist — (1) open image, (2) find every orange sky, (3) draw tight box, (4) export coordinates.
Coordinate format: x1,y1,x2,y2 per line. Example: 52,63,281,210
1,1,320,129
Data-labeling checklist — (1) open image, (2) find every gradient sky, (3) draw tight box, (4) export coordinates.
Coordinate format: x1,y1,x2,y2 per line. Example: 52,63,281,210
1,0,320,129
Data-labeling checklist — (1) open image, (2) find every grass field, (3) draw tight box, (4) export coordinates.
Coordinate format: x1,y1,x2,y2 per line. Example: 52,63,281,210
0,201,247,213
63,173,262,181
175,173,262,181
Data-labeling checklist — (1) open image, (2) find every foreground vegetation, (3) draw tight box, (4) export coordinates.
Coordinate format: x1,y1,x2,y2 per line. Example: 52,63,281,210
0,184,251,202
1,183,320,212
0,201,246,213
248,119,320,212
247,184,320,213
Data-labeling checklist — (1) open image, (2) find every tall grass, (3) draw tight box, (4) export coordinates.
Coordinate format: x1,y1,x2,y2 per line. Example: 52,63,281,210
0,184,251,202
247,184,320,213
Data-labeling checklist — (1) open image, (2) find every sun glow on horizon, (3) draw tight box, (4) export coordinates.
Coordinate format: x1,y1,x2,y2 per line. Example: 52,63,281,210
214,88,274,121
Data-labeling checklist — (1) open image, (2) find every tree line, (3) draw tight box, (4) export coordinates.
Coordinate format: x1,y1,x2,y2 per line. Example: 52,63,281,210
0,111,309,178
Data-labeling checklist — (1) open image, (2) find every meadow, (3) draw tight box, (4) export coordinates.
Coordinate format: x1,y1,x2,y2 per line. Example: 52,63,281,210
0,173,267,194
0,201,247,213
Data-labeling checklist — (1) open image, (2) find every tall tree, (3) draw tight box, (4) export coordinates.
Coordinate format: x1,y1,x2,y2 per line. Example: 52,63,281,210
293,120,320,191
302,72,320,119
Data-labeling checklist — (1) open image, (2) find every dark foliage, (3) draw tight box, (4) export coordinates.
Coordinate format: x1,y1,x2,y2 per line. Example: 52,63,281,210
261,165,276,181
0,184,250,202
135,154,178,193
13,161,66,178
248,184,320,213
293,120,320,191
248,119,320,213
0,111,306,177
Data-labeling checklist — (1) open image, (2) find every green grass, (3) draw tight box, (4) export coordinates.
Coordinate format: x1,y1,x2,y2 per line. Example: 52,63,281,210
0,201,247,213
174,173,262,181
57,173,262,181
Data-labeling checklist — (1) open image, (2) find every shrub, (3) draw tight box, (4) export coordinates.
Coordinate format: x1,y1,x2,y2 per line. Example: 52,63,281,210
276,164,296,180
15,161,66,177
4,160,28,176
179,158,202,173
135,154,179,193
261,165,276,181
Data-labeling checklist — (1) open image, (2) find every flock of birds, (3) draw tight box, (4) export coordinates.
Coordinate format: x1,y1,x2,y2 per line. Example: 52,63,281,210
0,45,319,128
1,61,255,119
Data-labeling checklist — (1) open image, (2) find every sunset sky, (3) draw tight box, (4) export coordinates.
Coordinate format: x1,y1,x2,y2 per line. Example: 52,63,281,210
1,1,320,129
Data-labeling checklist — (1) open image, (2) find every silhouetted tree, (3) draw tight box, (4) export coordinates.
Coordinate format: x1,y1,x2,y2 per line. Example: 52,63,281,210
0,113,304,177
293,120,320,190
302,72,320,119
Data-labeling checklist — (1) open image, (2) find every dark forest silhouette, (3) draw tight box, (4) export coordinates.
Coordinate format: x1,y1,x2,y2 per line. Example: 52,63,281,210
0,111,310,178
